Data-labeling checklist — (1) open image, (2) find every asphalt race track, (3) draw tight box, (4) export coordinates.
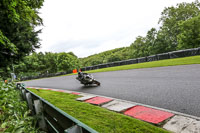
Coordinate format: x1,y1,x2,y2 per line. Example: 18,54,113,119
23,64,200,117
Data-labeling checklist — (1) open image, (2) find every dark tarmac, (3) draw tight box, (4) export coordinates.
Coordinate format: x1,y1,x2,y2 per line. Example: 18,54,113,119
23,64,200,117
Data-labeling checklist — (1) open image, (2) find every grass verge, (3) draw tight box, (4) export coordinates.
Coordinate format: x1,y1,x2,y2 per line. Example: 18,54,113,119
28,88,169,133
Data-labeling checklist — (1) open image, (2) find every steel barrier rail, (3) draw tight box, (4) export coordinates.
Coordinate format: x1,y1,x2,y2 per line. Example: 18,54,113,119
16,83,98,133
82,47,200,71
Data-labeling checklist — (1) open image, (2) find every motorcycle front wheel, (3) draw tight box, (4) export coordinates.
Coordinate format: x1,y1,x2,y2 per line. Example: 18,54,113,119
94,80,100,86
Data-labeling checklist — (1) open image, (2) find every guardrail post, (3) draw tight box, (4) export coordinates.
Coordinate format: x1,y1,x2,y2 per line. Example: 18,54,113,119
26,93,35,115
21,89,26,100
65,125,83,133
34,100,47,131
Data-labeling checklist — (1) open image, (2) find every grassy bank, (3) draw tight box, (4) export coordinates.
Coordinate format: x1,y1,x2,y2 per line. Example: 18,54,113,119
28,88,169,133
83,55,200,74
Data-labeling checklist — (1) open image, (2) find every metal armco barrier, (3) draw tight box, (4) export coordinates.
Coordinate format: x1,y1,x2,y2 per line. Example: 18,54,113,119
20,47,200,81
16,83,98,133
81,47,200,71
137,57,147,63
147,55,158,62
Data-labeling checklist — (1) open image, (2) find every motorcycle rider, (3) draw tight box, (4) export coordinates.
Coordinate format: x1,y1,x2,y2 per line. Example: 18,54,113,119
78,71,84,80
77,70,100,86
78,71,89,80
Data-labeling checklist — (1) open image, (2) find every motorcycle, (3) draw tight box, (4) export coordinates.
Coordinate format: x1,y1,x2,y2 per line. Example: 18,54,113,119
76,72,100,86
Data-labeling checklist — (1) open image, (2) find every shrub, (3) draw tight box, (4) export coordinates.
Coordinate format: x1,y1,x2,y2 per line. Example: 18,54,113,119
0,82,41,132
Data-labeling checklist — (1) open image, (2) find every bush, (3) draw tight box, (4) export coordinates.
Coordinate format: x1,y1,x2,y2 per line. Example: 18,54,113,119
0,82,41,132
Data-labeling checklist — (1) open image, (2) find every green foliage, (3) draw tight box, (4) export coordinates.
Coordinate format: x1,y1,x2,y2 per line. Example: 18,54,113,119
0,31,17,54
177,14,200,49
0,82,39,132
57,52,79,72
0,0,44,78
80,47,129,67
158,0,200,51
0,31,18,78
130,36,147,58
15,52,80,78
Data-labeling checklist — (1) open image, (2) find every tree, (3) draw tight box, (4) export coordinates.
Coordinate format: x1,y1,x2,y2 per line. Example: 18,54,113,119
44,52,58,73
129,36,147,58
57,52,79,72
158,0,200,50
144,28,158,55
106,53,122,63
177,14,200,49
0,30,18,71
0,0,44,78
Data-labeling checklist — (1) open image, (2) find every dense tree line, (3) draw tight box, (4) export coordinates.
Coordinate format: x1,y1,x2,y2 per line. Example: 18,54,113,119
0,0,44,79
15,52,80,78
81,0,200,67
80,47,130,67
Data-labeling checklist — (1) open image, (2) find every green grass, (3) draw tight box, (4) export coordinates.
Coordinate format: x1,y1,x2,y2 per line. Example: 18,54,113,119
83,55,200,74
28,88,169,133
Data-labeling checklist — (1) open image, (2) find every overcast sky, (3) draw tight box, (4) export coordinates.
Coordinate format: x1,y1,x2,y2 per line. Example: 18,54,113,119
37,0,195,57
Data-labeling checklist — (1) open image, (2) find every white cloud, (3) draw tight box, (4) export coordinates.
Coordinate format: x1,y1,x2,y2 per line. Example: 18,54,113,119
37,0,195,57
